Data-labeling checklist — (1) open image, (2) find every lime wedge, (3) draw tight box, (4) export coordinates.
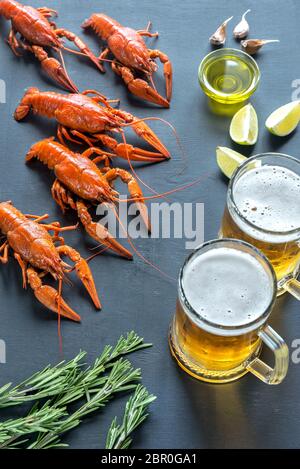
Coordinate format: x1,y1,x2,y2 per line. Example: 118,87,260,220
265,101,300,136
229,103,258,145
216,146,247,178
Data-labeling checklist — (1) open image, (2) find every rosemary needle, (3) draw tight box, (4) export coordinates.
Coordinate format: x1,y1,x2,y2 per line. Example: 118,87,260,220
0,403,69,448
0,332,152,449
105,384,156,449
0,331,151,409
0,352,85,408
28,359,141,449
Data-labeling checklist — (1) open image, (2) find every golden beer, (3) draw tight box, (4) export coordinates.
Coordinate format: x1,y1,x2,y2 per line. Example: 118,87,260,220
220,153,300,291
169,239,289,384
173,300,260,375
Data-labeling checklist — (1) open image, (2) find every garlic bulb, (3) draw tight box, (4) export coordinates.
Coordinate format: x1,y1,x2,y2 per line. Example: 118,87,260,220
233,9,251,39
209,16,233,46
241,39,280,55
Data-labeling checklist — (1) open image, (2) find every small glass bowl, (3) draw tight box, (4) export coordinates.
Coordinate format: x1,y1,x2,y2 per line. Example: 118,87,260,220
198,48,260,105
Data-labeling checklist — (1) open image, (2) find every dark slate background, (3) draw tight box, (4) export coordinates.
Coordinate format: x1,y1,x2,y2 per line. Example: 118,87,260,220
0,0,300,449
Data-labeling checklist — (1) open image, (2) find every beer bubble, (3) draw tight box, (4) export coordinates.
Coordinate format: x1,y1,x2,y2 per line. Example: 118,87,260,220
182,246,273,333
233,165,300,239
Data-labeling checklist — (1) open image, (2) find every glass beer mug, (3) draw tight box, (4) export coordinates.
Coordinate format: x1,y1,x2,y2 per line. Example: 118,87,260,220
169,239,289,384
220,153,300,297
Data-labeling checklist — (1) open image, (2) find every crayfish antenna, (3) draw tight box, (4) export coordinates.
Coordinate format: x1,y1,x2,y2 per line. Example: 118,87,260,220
120,129,171,204
100,202,175,282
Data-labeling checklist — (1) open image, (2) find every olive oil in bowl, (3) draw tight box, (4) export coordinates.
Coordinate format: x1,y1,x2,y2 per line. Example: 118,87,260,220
198,48,260,105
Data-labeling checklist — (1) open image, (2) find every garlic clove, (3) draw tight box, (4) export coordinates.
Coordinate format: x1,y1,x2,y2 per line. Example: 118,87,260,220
233,9,251,39
209,16,233,46
241,39,280,55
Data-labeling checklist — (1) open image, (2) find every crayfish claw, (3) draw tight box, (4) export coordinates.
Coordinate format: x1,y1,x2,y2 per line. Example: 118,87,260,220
128,146,167,162
74,257,101,310
41,57,79,93
112,64,169,108
94,135,167,162
30,46,78,92
128,77,170,108
104,167,151,233
56,245,101,310
76,201,133,260
85,219,133,260
27,268,81,322
131,119,171,158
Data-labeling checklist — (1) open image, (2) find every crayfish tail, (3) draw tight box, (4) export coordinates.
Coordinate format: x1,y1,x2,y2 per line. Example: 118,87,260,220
14,87,39,121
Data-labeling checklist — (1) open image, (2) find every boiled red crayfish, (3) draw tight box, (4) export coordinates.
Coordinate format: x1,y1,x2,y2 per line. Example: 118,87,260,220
0,0,102,92
0,201,101,321
82,13,172,107
26,137,152,259
14,87,170,161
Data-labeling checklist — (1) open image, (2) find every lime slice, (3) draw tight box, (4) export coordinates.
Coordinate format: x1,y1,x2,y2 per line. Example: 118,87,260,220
265,101,300,136
216,146,247,178
229,103,258,145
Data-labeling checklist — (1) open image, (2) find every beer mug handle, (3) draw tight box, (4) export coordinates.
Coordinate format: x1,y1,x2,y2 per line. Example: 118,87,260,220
283,278,300,301
247,325,289,385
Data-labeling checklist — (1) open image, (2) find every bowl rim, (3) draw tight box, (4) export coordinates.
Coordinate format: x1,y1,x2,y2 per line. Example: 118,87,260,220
198,48,260,101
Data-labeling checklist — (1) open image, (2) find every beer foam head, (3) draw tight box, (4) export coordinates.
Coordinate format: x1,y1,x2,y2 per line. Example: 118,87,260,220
182,245,274,335
232,165,300,241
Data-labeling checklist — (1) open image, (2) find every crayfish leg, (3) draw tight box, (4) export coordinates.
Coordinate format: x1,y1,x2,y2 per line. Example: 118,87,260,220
57,125,82,145
137,21,159,37
51,179,76,214
0,242,9,264
25,213,49,223
37,7,58,18
94,133,166,162
98,47,110,71
7,28,22,56
14,253,27,289
54,28,105,73
51,180,132,259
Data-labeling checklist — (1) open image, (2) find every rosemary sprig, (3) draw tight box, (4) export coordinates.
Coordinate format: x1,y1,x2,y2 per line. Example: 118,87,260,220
0,332,152,449
0,352,85,408
0,403,68,448
0,331,151,409
51,331,151,408
28,358,141,449
105,385,156,449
